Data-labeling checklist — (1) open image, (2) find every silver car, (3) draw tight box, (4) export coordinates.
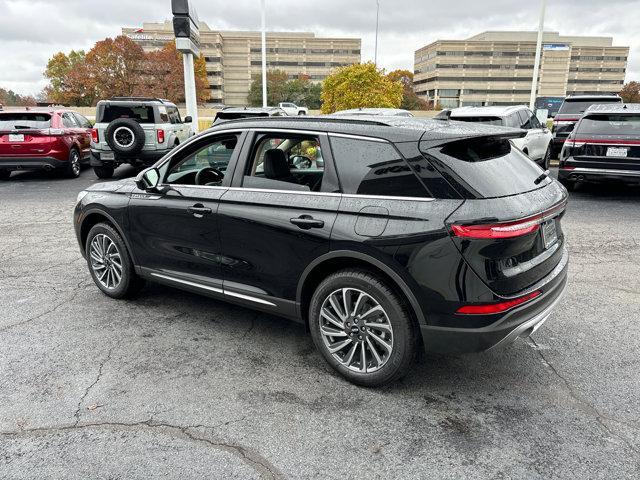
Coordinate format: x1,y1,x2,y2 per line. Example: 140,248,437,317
90,97,193,179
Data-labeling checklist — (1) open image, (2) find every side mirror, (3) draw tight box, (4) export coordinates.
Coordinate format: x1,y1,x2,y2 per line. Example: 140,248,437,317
184,116,192,123
135,167,160,191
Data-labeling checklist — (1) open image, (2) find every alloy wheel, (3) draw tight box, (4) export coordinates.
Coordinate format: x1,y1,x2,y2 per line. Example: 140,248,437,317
70,150,81,176
113,126,134,148
89,233,123,290
319,288,394,373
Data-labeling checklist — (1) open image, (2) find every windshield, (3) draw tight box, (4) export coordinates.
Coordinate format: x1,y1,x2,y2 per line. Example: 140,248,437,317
450,116,504,126
578,114,640,135
558,99,620,115
0,113,52,130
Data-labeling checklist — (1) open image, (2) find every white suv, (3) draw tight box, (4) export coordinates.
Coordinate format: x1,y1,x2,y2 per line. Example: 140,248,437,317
450,106,552,168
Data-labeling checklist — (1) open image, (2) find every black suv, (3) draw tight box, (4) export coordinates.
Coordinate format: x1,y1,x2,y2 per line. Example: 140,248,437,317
551,94,622,157
74,116,569,386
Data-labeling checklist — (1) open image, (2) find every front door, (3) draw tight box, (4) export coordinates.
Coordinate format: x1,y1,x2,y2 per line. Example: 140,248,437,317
127,131,245,291
217,130,340,317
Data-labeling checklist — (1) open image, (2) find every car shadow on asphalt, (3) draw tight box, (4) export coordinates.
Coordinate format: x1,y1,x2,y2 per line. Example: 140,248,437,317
130,281,539,394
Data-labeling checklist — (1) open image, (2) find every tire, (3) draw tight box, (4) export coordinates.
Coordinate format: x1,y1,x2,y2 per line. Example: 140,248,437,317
63,148,82,178
85,223,144,299
0,170,11,180
94,165,115,179
309,269,418,387
105,118,146,156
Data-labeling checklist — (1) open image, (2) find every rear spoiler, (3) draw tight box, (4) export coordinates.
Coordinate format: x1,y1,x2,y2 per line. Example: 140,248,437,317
419,126,526,150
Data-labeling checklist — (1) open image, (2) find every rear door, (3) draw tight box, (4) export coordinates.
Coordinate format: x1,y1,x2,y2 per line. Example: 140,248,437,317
0,112,54,158
72,112,93,159
217,129,340,316
421,136,567,296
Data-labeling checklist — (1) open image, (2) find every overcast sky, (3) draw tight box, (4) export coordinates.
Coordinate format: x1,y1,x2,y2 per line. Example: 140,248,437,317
1,0,638,96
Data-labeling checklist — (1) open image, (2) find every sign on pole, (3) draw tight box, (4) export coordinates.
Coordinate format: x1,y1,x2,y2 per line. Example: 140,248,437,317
172,0,200,132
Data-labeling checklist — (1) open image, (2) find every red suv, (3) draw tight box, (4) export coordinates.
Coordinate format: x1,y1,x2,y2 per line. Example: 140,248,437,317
0,108,92,179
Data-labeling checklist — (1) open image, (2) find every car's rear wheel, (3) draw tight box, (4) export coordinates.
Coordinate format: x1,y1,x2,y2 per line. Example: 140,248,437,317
85,223,144,299
63,148,82,178
309,269,417,386
0,170,11,180
94,165,115,179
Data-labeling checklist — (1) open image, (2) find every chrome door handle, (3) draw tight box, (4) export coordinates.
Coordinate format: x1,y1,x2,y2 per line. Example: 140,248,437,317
188,204,212,217
290,215,324,230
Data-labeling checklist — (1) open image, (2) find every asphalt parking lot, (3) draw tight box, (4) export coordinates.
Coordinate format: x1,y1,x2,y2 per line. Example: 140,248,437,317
1,166,639,479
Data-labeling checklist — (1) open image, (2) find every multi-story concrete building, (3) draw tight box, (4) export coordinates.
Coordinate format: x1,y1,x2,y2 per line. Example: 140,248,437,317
413,31,629,108
123,21,361,106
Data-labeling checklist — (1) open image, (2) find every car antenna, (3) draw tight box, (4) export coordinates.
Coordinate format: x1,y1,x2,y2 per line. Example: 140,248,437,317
434,109,451,121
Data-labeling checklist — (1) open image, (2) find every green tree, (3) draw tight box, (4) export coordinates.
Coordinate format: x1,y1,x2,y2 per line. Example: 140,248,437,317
283,76,322,109
248,70,289,106
387,69,429,110
320,62,403,114
620,81,640,103
0,88,36,106
44,50,88,105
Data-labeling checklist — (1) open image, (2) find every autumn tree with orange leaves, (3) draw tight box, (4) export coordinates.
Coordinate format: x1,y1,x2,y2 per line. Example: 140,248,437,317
44,36,209,106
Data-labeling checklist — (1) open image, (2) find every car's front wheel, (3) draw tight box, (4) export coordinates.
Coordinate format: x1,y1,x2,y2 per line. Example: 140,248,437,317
85,223,144,299
542,144,552,170
309,269,418,386
94,165,115,179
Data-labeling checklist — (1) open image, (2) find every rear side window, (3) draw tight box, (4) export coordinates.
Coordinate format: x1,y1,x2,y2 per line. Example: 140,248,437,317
330,137,428,197
98,105,155,124
73,113,92,128
577,114,640,135
62,113,78,128
451,116,504,126
0,113,51,130
505,113,521,128
559,98,621,115
424,137,549,199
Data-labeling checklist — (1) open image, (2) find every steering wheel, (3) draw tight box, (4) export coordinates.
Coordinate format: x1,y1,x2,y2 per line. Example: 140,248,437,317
195,167,224,186
291,155,313,169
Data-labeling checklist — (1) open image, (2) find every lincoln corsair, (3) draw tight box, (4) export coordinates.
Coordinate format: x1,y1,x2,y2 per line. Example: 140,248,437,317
74,116,569,386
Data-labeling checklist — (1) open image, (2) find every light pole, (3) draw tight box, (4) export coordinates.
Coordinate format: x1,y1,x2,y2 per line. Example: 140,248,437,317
374,0,380,65
261,0,267,107
529,0,546,109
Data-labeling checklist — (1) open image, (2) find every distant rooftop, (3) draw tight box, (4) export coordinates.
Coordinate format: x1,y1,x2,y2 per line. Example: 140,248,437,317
467,31,615,47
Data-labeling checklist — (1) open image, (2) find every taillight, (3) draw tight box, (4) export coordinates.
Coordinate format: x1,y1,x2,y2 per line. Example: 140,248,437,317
157,129,165,143
452,217,542,239
91,128,99,143
456,291,541,315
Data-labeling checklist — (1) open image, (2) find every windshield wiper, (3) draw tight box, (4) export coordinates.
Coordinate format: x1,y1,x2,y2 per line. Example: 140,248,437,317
534,170,550,185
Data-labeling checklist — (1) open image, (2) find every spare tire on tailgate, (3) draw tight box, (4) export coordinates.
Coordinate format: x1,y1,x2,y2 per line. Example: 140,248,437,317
105,118,146,156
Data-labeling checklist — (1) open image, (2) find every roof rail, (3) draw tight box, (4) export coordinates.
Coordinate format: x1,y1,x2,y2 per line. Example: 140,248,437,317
211,115,391,127
107,96,168,103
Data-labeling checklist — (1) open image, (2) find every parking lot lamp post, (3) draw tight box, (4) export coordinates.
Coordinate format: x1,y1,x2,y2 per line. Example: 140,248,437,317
529,0,546,109
374,0,380,65
261,0,267,107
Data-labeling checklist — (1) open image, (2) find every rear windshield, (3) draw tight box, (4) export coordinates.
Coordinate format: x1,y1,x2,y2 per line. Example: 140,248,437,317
98,105,155,124
0,113,52,130
425,137,549,198
558,98,621,115
578,114,640,135
450,116,504,126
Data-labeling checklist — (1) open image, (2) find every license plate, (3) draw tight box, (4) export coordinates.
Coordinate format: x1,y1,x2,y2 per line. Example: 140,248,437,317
541,220,558,250
100,152,115,160
606,147,628,157
8,134,24,142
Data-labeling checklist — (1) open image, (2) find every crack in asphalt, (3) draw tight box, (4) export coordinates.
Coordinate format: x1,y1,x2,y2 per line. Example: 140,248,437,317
73,343,119,426
528,338,639,454
0,420,284,480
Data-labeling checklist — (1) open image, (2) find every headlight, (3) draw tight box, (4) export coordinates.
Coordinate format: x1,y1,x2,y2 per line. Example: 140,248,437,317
76,190,89,203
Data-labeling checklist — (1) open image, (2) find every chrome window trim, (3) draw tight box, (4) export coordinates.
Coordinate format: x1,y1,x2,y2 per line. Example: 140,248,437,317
224,187,435,202
328,132,388,143
150,272,277,306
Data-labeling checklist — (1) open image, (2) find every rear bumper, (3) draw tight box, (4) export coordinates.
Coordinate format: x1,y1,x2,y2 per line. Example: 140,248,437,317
0,156,68,170
90,148,172,167
558,165,640,184
420,246,568,354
